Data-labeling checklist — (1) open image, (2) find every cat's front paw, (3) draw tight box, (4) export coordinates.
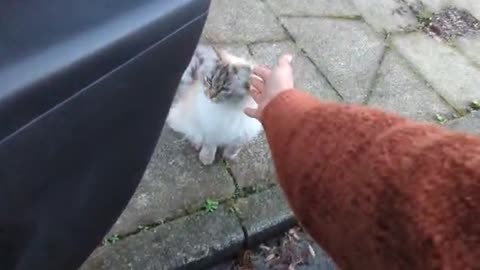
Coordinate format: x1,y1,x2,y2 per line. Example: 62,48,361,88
199,154,215,166
199,145,217,166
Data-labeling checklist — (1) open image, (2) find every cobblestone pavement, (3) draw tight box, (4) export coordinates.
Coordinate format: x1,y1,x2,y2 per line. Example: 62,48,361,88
81,1,480,269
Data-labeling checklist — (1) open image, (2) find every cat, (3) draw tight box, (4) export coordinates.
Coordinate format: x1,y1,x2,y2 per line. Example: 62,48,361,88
166,44,263,166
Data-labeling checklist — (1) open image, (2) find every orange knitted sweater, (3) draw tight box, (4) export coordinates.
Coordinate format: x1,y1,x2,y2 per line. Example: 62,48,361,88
262,90,480,270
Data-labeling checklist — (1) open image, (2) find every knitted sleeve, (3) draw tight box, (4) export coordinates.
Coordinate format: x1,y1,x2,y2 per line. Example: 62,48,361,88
262,90,480,270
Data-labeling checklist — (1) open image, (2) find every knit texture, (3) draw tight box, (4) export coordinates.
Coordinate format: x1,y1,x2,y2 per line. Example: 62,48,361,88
262,90,480,270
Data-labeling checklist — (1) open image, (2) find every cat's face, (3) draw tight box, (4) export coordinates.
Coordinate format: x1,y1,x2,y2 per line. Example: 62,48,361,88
203,62,251,103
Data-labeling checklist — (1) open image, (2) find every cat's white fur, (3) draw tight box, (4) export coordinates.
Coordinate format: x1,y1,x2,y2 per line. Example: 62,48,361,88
166,50,263,165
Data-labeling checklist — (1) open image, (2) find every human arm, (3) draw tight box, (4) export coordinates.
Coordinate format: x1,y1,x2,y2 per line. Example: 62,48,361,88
263,90,480,270
248,55,480,270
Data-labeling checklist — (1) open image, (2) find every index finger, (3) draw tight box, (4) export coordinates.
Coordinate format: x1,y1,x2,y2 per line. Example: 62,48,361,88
277,54,293,67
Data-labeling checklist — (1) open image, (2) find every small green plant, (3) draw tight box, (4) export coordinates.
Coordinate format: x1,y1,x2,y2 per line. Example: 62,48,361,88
102,234,120,246
204,199,219,213
470,100,480,110
228,205,239,214
435,113,447,124
222,159,232,170
138,224,154,232
416,10,433,28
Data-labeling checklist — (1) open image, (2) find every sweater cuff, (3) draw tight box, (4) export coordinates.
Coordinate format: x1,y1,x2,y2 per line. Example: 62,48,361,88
262,90,321,146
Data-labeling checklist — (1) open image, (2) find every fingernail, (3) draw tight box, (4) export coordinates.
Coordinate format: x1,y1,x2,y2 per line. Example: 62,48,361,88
250,74,264,82
286,55,293,63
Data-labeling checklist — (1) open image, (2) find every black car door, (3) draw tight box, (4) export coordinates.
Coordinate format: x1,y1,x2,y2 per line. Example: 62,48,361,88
0,0,210,269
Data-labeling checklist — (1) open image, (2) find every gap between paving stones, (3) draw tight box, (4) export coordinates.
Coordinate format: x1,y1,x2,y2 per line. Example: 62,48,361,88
436,105,480,125
102,180,277,245
260,0,299,47
298,48,345,101
88,185,296,270
103,196,234,246
255,16,346,101
363,36,390,105
350,28,465,121
260,0,352,101
246,39,343,101
222,160,286,251
102,157,280,246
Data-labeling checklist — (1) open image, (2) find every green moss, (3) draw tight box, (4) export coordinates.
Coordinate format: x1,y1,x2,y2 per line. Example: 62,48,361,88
102,234,121,246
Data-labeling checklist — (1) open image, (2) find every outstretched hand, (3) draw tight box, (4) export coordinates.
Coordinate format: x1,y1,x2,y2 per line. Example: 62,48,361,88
245,54,294,120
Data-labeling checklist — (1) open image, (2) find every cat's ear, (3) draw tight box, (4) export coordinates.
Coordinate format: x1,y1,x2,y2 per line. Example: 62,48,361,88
217,50,250,66
217,50,234,63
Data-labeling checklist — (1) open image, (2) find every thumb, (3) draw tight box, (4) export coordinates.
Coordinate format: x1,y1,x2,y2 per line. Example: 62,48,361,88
244,107,259,119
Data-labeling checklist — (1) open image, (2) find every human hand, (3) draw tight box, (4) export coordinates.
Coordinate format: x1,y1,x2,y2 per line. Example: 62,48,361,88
245,54,294,120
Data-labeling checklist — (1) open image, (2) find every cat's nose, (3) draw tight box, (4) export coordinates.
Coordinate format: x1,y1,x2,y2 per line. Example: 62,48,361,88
208,90,217,98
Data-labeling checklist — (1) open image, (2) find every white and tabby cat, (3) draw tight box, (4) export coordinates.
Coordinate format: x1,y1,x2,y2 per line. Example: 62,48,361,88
167,44,263,165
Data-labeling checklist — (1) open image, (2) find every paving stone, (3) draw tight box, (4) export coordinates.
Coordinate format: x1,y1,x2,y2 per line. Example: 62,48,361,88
453,0,480,20
447,111,480,134
350,0,418,32
456,34,480,67
203,0,286,43
414,0,446,11
109,127,235,236
281,18,385,103
249,41,341,101
229,134,275,189
392,32,480,110
81,206,244,270
235,187,295,245
264,0,358,17
368,50,453,121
